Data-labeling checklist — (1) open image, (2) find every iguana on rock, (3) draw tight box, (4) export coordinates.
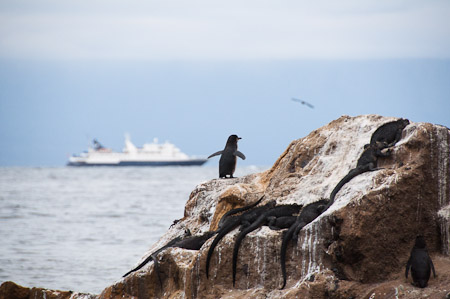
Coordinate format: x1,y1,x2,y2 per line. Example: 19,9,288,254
370,118,409,148
327,142,390,208
124,231,215,288
279,199,328,289
327,118,409,209
232,204,303,286
206,198,275,278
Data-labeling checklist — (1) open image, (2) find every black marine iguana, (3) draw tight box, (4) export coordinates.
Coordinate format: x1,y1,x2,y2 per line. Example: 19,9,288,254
327,142,390,208
217,195,266,228
405,235,436,288
232,204,303,286
327,118,409,209
123,231,215,287
370,118,409,147
123,235,185,278
206,198,276,278
267,215,297,230
279,199,328,289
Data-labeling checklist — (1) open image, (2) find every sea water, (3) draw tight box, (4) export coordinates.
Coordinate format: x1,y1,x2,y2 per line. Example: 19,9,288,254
0,165,266,294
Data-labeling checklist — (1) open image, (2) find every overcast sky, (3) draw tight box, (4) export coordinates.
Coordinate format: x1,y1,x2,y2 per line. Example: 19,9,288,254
1,0,450,61
1,1,449,166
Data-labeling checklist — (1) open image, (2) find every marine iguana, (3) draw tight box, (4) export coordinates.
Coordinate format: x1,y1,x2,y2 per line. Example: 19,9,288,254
217,195,265,229
370,118,409,148
208,135,246,178
327,118,409,210
405,235,436,288
232,204,303,286
123,231,215,288
123,235,185,278
267,215,297,230
279,199,328,289
206,199,276,278
327,142,391,208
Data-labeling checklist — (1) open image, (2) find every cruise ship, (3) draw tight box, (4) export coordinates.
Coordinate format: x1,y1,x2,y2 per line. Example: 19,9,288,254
67,135,208,166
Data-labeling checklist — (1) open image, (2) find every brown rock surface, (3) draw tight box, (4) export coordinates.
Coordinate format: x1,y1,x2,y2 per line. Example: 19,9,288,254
0,280,92,299
2,115,449,298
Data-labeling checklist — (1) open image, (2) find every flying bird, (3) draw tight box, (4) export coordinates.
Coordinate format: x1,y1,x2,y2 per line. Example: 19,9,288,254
291,98,314,109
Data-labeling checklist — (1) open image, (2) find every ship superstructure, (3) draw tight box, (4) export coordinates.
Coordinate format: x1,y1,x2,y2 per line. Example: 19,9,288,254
67,135,207,166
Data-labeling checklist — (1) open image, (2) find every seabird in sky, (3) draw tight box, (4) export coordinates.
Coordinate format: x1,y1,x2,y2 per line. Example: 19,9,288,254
291,98,314,109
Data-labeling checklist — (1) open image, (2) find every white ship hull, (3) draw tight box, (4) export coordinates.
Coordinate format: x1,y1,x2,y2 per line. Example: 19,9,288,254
67,158,207,167
67,136,207,167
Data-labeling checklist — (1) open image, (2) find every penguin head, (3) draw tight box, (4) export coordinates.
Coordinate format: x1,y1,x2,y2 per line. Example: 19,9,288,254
414,235,427,249
227,135,242,145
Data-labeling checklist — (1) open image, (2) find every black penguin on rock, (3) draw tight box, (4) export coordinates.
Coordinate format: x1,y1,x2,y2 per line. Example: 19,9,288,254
405,235,436,288
208,135,246,178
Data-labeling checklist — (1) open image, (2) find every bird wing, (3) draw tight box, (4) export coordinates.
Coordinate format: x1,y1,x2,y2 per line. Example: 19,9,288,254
405,256,412,278
291,98,314,109
208,150,223,159
305,102,314,108
235,151,246,160
429,256,436,277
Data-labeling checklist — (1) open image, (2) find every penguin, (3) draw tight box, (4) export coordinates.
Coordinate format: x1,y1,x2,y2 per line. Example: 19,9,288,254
208,135,246,178
405,235,436,288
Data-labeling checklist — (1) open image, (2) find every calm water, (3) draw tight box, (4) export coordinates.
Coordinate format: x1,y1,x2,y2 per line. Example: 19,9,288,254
0,166,266,294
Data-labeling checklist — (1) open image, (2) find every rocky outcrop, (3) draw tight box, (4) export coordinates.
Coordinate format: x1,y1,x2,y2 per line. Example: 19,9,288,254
0,281,95,299
96,114,450,298
2,115,449,298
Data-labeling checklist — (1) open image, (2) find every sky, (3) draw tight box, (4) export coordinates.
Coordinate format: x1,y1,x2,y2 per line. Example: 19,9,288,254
0,0,449,166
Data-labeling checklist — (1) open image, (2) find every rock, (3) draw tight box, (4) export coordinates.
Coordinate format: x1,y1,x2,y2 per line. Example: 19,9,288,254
4,115,450,298
0,281,30,299
97,115,449,298
0,281,88,299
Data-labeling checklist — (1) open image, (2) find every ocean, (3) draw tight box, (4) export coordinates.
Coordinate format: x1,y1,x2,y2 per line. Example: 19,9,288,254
0,165,267,294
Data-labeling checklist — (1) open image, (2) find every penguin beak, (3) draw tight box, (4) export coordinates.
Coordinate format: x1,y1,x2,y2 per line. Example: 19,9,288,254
238,137,242,140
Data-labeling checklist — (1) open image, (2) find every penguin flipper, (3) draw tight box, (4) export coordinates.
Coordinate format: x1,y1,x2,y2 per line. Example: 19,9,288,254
236,151,246,160
208,150,223,159
430,256,436,278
